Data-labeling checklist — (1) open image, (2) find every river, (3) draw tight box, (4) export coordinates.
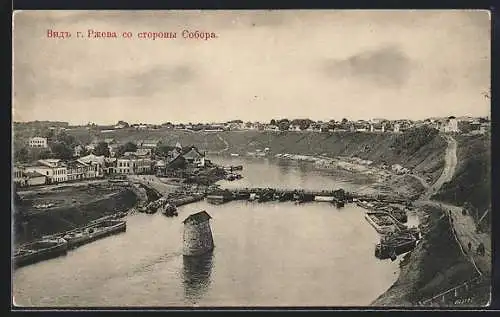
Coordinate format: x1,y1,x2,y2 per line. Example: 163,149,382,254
13,156,418,307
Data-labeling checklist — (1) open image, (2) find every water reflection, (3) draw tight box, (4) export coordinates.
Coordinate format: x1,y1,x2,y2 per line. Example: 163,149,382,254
182,253,214,303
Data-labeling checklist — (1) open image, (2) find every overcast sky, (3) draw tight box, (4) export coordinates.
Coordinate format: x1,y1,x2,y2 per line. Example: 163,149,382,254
13,10,490,125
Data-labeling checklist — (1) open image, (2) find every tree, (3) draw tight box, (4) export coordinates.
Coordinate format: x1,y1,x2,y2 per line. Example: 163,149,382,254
117,142,138,156
14,147,29,163
117,120,129,128
42,129,55,141
93,141,110,157
278,119,290,131
270,119,277,126
79,147,91,157
155,145,175,156
341,118,348,124
299,120,311,130
50,142,73,160
56,131,76,146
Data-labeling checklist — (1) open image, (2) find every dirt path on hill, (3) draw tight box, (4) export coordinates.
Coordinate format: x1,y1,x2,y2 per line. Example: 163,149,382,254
416,134,490,277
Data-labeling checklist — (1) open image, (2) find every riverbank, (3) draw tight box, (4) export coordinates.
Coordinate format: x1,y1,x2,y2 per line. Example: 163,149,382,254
371,133,491,307
372,204,476,306
14,184,139,245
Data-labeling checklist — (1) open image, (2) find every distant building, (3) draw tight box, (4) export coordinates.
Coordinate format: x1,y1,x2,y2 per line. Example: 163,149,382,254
13,166,24,186
24,159,67,183
182,146,205,165
74,145,84,157
66,160,90,181
116,156,152,175
444,116,459,133
370,123,385,132
28,137,48,148
23,171,47,186
352,122,370,132
77,154,105,177
393,123,400,133
140,140,159,149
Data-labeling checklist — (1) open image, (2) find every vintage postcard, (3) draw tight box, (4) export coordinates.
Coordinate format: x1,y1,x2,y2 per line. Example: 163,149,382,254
12,10,491,308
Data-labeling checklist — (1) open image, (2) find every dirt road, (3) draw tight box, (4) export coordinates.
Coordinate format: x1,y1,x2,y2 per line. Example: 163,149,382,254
127,175,178,196
17,179,109,195
421,134,457,200
416,134,490,276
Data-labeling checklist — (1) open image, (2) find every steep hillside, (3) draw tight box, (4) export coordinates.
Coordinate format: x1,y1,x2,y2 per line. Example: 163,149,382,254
14,189,138,244
432,134,491,230
64,127,447,185
372,204,479,306
215,128,446,184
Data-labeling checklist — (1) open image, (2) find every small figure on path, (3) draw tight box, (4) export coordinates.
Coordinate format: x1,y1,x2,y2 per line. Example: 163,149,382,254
468,242,472,251
476,243,485,256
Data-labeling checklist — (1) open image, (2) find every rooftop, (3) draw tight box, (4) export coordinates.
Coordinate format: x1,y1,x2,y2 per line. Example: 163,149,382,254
183,210,212,224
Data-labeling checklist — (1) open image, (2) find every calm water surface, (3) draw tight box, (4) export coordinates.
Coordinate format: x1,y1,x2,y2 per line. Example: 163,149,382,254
13,156,416,307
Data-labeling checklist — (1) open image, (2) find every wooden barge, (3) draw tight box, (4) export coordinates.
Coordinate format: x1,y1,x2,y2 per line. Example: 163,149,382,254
62,220,126,249
14,238,68,268
364,212,399,234
375,232,418,260
204,188,348,206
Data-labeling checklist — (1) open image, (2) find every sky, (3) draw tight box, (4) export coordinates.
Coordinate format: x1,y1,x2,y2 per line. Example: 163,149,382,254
13,10,491,125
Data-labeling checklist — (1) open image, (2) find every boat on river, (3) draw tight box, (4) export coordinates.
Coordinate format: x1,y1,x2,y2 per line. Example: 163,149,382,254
172,194,205,207
62,220,126,249
357,200,375,210
278,192,294,202
161,203,178,217
14,238,68,268
314,195,335,202
207,192,232,204
375,232,418,260
364,212,398,234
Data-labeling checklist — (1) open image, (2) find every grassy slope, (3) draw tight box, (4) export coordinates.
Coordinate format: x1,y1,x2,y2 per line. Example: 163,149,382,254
432,134,491,227
14,189,137,244
372,205,478,306
65,128,447,185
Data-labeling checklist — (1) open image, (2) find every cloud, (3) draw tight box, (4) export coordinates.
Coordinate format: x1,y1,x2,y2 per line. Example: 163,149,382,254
14,64,196,101
322,45,413,89
78,65,196,98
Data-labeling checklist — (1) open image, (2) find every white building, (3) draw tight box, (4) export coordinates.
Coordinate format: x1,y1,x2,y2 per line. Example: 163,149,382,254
393,123,400,133
443,117,459,133
117,156,152,174
28,137,48,148
24,159,68,183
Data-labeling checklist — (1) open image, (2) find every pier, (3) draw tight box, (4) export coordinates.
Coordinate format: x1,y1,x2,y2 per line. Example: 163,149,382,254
206,187,350,207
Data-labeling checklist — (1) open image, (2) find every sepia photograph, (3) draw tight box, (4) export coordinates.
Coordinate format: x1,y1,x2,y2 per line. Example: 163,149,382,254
12,10,491,308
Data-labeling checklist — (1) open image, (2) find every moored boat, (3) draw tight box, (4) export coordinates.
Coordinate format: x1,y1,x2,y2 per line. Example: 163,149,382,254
14,238,68,268
364,212,398,234
314,195,335,202
279,192,293,202
63,220,127,249
162,203,178,217
356,200,375,210
375,232,417,260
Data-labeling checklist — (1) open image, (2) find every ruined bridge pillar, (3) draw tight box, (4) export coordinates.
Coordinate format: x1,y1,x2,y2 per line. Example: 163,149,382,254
183,211,214,256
